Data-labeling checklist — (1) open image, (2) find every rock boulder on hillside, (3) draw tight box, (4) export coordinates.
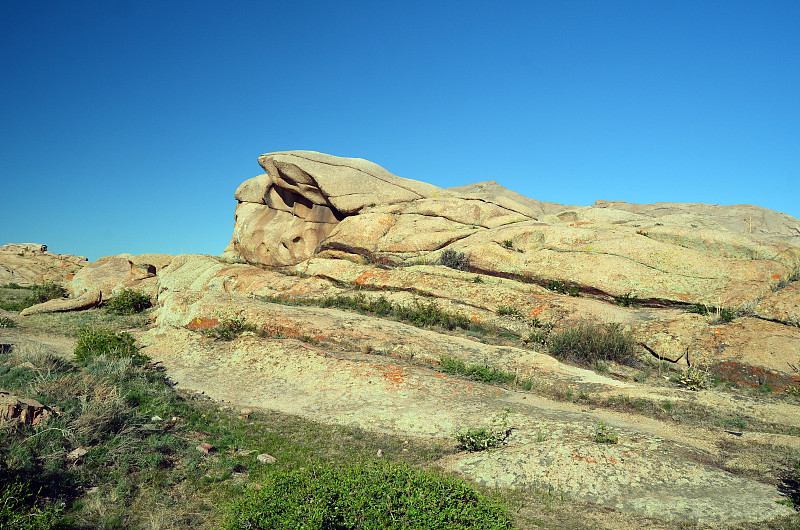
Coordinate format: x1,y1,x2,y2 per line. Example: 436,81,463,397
0,243,87,286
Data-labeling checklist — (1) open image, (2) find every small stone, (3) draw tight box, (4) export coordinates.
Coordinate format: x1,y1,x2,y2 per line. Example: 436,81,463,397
140,423,159,431
151,415,163,422
257,453,277,464
197,442,215,455
67,447,88,461
376,449,383,458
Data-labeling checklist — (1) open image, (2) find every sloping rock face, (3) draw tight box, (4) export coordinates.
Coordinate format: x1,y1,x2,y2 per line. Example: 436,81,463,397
224,152,800,312
222,151,446,266
0,243,87,286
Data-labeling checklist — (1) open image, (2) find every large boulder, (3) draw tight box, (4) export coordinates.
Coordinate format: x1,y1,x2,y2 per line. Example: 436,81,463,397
68,254,170,301
223,151,463,266
0,243,87,286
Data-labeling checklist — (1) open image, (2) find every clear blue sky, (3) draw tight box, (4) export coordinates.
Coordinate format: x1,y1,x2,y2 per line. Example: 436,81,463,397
2,1,798,261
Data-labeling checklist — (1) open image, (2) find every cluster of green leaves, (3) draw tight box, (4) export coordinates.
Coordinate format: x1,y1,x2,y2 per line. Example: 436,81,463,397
687,303,710,316
74,327,148,365
453,411,512,453
439,356,515,385
595,423,619,444
677,367,708,390
0,316,15,328
545,280,580,297
0,281,65,311
202,315,257,341
714,307,737,324
439,249,470,271
548,322,637,366
614,291,639,307
104,288,152,315
222,460,513,529
496,305,522,317
0,480,63,529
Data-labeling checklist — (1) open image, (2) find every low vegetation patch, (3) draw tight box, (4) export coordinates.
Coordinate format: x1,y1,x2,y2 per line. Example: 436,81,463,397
104,288,152,315
548,322,637,367
0,316,15,328
614,291,639,307
439,356,516,385
0,281,66,312
454,412,512,453
595,423,619,444
222,461,513,529
439,249,470,271
202,315,257,341
496,305,521,317
73,327,148,365
275,293,491,334
545,279,580,297
0,330,513,528
677,366,709,390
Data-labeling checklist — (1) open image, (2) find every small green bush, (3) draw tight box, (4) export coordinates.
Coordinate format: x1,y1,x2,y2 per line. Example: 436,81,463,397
614,291,638,307
688,303,709,316
222,460,513,529
501,239,514,249
0,316,15,328
677,366,708,390
548,322,637,366
74,327,147,365
27,281,66,304
203,315,256,341
0,480,63,529
496,305,521,316
714,307,736,324
595,423,619,444
440,356,515,385
567,285,580,297
105,289,152,314
454,411,512,452
440,249,470,271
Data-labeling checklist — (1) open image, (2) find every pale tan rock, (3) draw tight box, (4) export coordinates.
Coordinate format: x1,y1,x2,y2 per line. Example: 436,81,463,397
0,390,53,426
69,256,157,300
756,281,800,326
0,243,87,286
20,289,101,316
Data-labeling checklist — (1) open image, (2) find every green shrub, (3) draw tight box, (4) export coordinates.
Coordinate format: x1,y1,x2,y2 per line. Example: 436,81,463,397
0,480,63,529
567,285,580,297
595,423,619,444
496,305,521,316
714,307,736,324
677,366,708,390
614,291,638,307
203,315,256,341
439,249,470,271
74,327,147,365
548,322,637,366
688,303,709,316
0,316,15,328
546,279,566,294
222,460,513,529
440,356,515,385
501,239,514,249
27,281,66,304
454,411,512,452
105,289,152,315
